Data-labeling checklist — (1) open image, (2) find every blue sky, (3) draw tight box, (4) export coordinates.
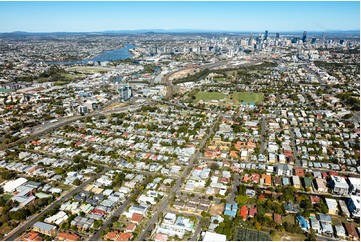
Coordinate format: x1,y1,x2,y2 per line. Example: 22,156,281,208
0,1,359,32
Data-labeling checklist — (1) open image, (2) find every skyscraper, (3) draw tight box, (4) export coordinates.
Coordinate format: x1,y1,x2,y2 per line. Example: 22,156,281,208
248,33,253,46
118,83,132,101
264,30,268,40
322,32,326,43
302,31,307,43
276,33,280,39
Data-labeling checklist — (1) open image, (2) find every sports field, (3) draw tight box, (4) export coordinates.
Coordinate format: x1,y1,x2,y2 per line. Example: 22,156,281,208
195,91,227,100
234,227,271,241
231,92,264,103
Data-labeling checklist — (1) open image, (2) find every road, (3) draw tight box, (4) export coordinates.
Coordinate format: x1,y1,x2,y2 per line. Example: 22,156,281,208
260,116,266,154
4,167,109,241
227,173,240,203
136,114,220,241
289,127,301,168
89,177,149,241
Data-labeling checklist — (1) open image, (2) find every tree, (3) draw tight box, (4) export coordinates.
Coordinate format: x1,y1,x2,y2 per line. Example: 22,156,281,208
93,220,103,229
255,221,262,231
315,203,328,214
0,197,6,206
210,163,220,170
73,179,81,186
9,209,27,220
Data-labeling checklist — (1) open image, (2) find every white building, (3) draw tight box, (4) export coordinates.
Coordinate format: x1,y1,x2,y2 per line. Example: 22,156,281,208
3,177,28,193
329,175,349,196
202,231,226,242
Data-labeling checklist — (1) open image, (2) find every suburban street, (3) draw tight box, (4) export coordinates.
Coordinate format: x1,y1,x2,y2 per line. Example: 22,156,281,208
136,114,221,240
4,168,110,241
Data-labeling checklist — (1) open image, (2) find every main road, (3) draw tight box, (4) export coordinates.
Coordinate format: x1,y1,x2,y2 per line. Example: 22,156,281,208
0,102,147,151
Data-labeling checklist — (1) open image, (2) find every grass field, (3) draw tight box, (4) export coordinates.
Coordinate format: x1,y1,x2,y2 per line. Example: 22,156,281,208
60,73,86,80
195,91,227,101
68,66,111,73
3,194,13,201
231,92,264,103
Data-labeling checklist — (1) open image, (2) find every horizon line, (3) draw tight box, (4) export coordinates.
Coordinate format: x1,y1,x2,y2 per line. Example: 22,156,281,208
1,29,360,34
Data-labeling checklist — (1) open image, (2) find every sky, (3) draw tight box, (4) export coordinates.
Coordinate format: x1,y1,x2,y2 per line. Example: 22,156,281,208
0,1,359,32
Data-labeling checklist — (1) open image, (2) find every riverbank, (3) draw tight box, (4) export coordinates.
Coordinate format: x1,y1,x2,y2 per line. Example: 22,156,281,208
46,44,137,65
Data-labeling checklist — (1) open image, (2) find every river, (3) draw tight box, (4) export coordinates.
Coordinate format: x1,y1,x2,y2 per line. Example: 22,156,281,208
47,44,137,65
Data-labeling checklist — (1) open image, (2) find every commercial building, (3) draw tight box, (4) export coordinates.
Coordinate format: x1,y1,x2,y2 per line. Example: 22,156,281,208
118,82,132,101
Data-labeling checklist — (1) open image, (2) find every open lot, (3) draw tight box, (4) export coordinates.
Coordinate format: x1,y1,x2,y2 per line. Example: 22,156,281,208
272,231,306,241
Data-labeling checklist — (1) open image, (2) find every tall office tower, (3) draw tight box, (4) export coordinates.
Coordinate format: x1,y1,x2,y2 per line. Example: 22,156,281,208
302,31,307,43
322,32,326,43
276,33,280,39
264,30,268,40
311,37,317,44
248,33,253,46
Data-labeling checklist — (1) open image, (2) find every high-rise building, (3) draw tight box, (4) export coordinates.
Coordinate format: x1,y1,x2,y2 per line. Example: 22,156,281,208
118,83,132,101
322,32,326,43
264,30,268,40
302,31,307,43
276,33,280,39
311,37,317,44
248,33,253,46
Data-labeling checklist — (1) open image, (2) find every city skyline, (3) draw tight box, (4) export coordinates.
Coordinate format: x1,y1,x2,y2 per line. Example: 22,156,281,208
0,1,359,33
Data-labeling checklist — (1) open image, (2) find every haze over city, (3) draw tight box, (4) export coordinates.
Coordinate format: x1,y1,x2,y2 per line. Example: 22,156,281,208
0,1,360,32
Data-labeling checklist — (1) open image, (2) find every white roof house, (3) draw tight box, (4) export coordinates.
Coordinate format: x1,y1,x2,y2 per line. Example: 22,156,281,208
3,177,28,193
348,177,360,195
325,198,339,215
202,231,226,242
348,195,361,217
330,175,349,195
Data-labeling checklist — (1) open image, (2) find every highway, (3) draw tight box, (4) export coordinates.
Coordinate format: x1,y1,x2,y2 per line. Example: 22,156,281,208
4,167,109,241
163,61,229,98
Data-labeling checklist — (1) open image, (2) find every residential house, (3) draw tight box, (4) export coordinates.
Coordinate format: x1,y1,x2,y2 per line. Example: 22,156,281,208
56,232,80,241
240,206,248,221
329,175,349,196
347,195,360,218
33,222,57,236
295,215,309,232
344,223,359,241
325,198,339,215
313,178,328,193
334,225,346,239
292,176,301,189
